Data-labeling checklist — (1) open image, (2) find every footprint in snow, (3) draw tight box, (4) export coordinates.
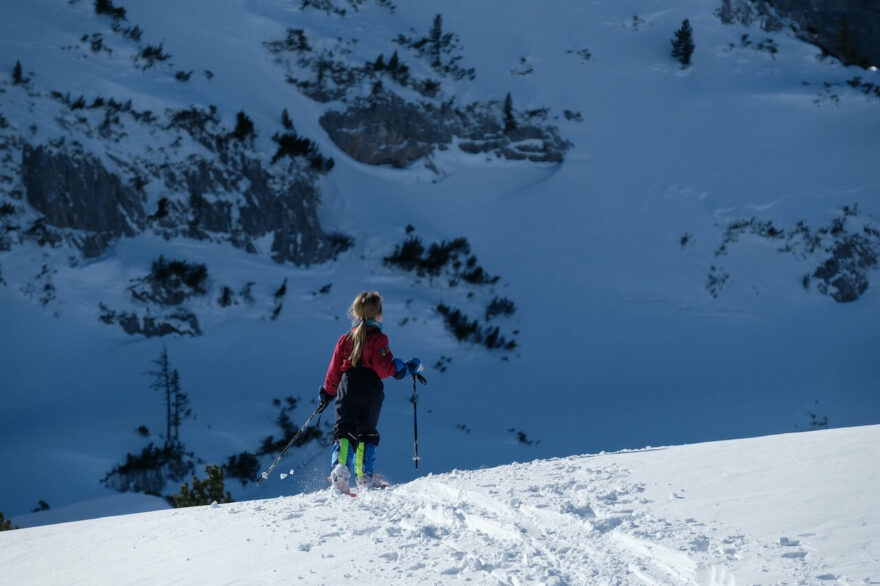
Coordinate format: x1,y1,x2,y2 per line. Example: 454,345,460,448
778,536,808,560
598,490,619,504
561,501,596,518
591,516,625,533
690,536,711,552
781,550,808,560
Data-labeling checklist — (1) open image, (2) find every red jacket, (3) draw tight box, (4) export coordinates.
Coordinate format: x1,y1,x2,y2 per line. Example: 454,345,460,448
323,327,399,396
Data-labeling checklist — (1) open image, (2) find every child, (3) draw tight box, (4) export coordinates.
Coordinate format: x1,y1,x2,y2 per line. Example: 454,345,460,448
318,291,419,492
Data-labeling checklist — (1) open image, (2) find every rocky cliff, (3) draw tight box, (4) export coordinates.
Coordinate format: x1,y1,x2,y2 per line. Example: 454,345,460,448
319,91,570,170
774,0,880,66
1,97,341,265
267,19,571,175
721,0,880,66
21,144,144,258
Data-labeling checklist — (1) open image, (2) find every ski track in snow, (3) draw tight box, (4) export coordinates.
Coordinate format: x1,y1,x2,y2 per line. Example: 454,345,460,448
5,427,875,586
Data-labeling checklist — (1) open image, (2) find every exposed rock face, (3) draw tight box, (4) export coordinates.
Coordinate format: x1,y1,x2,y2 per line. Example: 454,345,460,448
18,143,336,265
1,84,352,336
319,91,570,170
768,0,880,66
267,24,570,172
269,181,331,264
21,145,146,257
813,234,877,303
319,93,453,168
458,124,571,164
116,309,202,338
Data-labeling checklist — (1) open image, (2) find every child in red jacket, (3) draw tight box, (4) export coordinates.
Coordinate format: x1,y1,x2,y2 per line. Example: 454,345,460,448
318,291,419,492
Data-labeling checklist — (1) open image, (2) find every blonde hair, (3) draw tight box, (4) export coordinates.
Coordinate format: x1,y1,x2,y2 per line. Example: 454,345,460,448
347,291,383,366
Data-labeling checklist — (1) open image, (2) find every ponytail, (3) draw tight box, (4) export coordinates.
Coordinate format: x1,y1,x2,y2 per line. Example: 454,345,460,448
347,292,383,366
349,319,368,366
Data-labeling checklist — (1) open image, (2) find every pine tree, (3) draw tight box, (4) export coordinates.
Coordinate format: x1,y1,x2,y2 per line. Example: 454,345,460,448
0,511,19,531
169,465,233,507
231,110,255,141
149,346,191,445
94,0,126,20
281,108,293,130
218,285,234,307
428,14,444,68
718,0,735,25
671,19,695,68
151,346,174,442
503,92,516,132
386,50,409,83
170,369,190,443
12,60,22,85
224,451,260,485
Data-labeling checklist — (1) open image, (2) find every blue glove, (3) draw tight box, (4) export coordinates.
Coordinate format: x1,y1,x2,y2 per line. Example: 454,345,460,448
392,357,421,379
392,358,407,379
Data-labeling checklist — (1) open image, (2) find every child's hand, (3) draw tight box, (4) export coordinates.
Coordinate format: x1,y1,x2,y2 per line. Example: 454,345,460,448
318,387,334,413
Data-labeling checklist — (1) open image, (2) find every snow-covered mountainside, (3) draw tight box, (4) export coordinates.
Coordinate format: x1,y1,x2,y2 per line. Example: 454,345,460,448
1,0,879,530
2,426,879,585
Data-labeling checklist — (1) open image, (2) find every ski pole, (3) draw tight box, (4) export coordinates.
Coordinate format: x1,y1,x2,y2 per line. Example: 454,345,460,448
258,404,323,486
411,370,427,468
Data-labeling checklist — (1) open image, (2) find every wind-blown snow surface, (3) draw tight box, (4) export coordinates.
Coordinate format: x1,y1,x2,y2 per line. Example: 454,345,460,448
2,426,879,585
1,0,879,527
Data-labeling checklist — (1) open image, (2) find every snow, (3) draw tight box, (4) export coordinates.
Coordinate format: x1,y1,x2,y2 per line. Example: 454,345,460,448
2,426,878,584
1,0,879,581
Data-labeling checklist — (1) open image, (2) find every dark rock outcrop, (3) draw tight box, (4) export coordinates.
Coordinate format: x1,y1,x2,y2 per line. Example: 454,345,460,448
18,143,337,264
813,234,877,303
117,309,202,337
21,145,146,257
319,93,453,168
727,0,880,66
319,91,570,170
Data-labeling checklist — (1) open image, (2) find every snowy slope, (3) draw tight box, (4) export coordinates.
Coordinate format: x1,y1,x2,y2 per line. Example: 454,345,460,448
1,0,879,526
2,426,879,585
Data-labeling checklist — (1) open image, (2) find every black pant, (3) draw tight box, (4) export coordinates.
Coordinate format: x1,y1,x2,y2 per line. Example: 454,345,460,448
333,367,384,445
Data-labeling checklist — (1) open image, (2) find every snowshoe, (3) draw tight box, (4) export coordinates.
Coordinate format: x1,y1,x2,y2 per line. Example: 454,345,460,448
329,464,354,496
356,473,389,491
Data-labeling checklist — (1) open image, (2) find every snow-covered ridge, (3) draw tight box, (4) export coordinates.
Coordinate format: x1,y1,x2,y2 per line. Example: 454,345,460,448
2,426,878,585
